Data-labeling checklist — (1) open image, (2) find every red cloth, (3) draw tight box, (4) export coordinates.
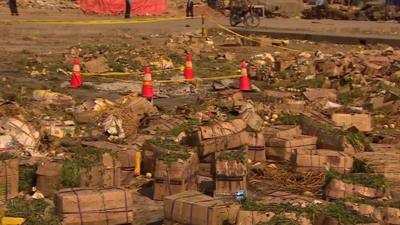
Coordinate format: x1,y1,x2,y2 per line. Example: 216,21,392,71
79,0,169,15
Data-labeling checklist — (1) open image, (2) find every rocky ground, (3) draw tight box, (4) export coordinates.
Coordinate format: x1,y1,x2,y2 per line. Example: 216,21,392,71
1,2,400,225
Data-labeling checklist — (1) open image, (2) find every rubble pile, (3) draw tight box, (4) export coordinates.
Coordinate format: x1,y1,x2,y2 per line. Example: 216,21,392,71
1,33,400,225
3,0,79,9
303,4,400,21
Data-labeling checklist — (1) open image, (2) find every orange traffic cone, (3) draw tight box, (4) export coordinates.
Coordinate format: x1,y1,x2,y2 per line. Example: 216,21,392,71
142,67,154,99
183,55,193,80
239,62,251,91
70,75,80,88
70,57,82,88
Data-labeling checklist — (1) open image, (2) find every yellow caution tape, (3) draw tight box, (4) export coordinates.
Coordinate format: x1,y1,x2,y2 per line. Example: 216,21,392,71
215,23,301,53
82,68,180,76
154,74,242,83
1,16,200,25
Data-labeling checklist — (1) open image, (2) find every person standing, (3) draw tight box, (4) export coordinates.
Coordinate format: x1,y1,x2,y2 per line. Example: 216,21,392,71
186,0,194,18
315,0,326,19
9,0,19,16
125,0,131,19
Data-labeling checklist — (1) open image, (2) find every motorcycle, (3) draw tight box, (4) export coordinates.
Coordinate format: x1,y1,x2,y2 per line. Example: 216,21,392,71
229,5,260,28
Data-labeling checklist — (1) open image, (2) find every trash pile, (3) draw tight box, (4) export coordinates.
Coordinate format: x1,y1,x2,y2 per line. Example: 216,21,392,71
303,4,400,21
1,32,400,225
13,0,78,9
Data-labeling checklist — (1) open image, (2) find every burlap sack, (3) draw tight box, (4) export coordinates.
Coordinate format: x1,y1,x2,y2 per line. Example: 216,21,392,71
325,179,384,200
264,125,301,139
0,158,19,205
246,132,266,162
236,210,275,225
55,188,134,225
164,191,240,225
295,149,353,173
36,162,63,198
266,135,317,161
331,113,372,132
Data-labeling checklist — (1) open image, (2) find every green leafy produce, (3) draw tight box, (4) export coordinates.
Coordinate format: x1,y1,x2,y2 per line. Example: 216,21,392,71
318,123,369,151
5,198,61,225
0,152,17,161
257,215,300,225
163,119,200,137
278,112,300,125
217,151,245,162
241,199,375,225
19,165,37,193
337,89,363,105
326,169,386,190
60,146,117,188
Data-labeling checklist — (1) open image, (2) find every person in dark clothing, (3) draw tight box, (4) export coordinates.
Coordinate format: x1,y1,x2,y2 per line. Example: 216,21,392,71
186,0,194,18
9,0,19,16
125,0,131,19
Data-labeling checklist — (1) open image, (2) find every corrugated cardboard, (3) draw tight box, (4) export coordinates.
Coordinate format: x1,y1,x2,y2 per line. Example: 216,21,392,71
164,191,240,225
55,188,134,225
0,158,19,205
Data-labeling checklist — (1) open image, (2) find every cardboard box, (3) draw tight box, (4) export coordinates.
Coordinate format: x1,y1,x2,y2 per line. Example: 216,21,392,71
215,160,247,197
236,210,275,225
264,125,302,139
153,153,198,201
164,191,240,225
295,149,353,173
247,131,266,162
191,119,247,156
331,113,372,132
0,158,19,205
325,178,384,200
55,188,134,225
299,111,354,152
36,162,63,198
266,135,317,161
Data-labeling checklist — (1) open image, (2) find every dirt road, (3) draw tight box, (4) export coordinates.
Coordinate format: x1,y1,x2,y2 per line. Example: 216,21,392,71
2,7,400,54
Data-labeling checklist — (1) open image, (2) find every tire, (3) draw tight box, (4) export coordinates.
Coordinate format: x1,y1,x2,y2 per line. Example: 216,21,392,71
230,14,241,27
244,12,260,28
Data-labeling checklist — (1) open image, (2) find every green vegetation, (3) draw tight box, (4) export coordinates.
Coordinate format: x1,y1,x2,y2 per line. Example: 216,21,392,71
257,216,300,225
326,169,386,190
337,89,363,105
19,165,37,193
345,197,400,209
60,146,118,187
108,61,125,72
163,119,200,137
278,112,300,125
217,150,245,162
0,152,17,161
318,123,369,151
287,76,324,90
147,138,191,166
351,158,373,173
5,198,61,225
241,199,375,225
146,138,189,152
